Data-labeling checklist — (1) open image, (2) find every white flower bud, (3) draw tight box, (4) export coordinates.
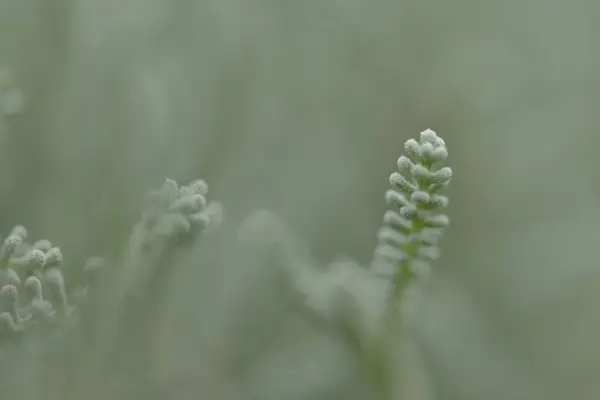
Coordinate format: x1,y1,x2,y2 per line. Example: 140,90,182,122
0,284,18,301
431,167,452,184
3,234,22,252
203,201,224,228
377,227,408,246
32,239,52,252
428,194,449,209
159,178,179,204
186,179,209,196
419,129,439,146
430,146,448,162
419,228,443,245
168,194,206,214
396,156,414,175
389,172,416,194
418,245,441,261
411,164,431,183
410,190,430,205
9,225,27,240
189,213,211,230
404,138,420,161
400,206,419,220
382,210,412,233
27,249,45,268
374,244,408,263
419,142,434,160
410,260,433,280
424,214,450,228
44,247,63,267
385,190,411,208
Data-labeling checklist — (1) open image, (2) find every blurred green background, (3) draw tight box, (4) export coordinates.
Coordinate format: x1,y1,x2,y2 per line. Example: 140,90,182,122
1,0,600,399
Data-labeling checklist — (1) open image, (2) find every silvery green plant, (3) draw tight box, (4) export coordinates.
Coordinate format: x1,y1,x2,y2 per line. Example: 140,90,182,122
238,129,451,399
0,222,105,377
120,177,224,298
0,177,224,398
94,177,224,397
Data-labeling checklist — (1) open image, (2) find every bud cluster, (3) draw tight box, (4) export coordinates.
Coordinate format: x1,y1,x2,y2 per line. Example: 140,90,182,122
0,225,104,337
372,129,452,292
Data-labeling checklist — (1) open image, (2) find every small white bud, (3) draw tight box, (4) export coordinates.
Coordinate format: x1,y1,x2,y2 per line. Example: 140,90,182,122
160,178,179,203
430,146,448,162
382,210,412,233
400,205,419,220
410,260,433,280
396,156,414,175
428,194,449,209
27,249,45,268
189,213,211,230
0,284,18,301
9,225,27,240
418,245,441,261
419,129,439,146
411,164,431,183
385,190,411,208
377,227,408,246
186,179,209,196
374,244,409,263
404,139,420,161
32,239,52,252
168,194,206,214
410,190,430,205
203,201,224,228
431,167,452,184
419,228,443,245
3,234,22,252
424,214,450,228
44,247,63,267
389,172,416,194
419,142,434,160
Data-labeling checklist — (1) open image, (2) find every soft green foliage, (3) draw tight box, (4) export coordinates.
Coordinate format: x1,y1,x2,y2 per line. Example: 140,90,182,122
1,0,599,398
0,129,446,399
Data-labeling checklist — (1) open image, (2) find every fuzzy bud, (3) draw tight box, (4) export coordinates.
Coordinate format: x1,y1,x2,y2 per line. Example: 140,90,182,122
411,164,431,183
419,129,439,146
396,156,414,175
9,225,27,240
382,210,412,233
431,167,452,184
428,194,449,209
410,190,430,205
418,246,441,261
185,179,209,196
32,239,52,252
374,244,409,263
389,172,416,194
385,190,411,208
168,194,206,214
27,249,45,268
400,206,419,220
377,227,408,246
3,234,22,252
430,146,448,162
419,142,434,161
0,284,18,301
404,139,420,161
44,247,63,267
423,214,450,228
